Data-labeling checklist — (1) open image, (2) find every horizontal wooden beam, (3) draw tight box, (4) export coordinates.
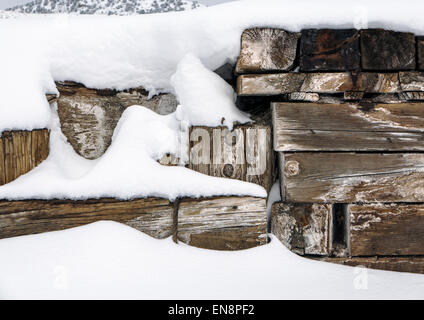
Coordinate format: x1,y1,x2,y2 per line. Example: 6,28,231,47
349,204,424,256
314,256,424,274
280,152,424,203
177,196,267,250
272,102,424,152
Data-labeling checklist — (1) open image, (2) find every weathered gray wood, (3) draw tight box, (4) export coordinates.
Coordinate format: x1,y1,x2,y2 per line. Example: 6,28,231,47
349,204,424,256
281,153,424,203
235,28,300,73
399,92,424,101
272,102,424,151
314,256,424,274
288,92,320,102
177,196,267,250
0,197,174,240
57,82,178,160
0,129,49,186
237,72,401,96
189,125,273,192
271,202,331,255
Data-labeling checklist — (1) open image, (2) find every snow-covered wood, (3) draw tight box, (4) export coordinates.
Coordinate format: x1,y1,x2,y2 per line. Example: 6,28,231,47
0,129,49,186
57,82,178,159
177,196,267,250
272,102,424,151
189,124,273,192
281,152,424,203
0,197,174,240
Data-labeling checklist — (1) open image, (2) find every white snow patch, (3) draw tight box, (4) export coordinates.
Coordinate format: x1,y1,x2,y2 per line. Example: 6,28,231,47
0,221,423,299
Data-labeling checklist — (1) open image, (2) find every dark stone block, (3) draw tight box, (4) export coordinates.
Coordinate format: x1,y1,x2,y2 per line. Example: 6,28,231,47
300,29,360,71
361,29,415,71
418,37,424,70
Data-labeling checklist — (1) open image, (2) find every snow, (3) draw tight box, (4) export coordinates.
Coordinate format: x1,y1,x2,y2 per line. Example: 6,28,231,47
0,221,423,299
0,100,265,200
171,54,250,129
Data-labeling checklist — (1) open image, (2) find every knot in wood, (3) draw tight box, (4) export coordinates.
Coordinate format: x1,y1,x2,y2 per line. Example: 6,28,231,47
223,164,235,177
285,160,300,177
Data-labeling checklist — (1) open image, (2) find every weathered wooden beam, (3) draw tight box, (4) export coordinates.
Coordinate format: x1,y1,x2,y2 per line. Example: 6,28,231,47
361,29,415,71
56,82,178,160
0,197,174,240
271,202,331,255
237,72,402,96
314,256,424,274
0,129,49,186
235,28,300,74
272,102,424,152
280,152,424,203
177,196,267,250
300,29,360,72
189,124,273,192
349,204,424,256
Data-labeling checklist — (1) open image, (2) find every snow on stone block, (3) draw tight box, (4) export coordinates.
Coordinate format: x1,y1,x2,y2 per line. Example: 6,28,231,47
300,29,360,72
0,197,174,240
0,129,49,186
235,28,300,74
361,29,416,71
56,82,178,160
271,202,331,256
177,196,267,250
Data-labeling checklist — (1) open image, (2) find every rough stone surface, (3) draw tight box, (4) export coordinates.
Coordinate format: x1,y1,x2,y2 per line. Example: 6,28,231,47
57,82,178,159
235,28,300,73
300,29,360,71
399,72,424,92
361,29,416,71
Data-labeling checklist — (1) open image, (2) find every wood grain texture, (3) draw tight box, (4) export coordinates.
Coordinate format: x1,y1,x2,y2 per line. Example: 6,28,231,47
189,125,273,192
314,256,424,274
177,197,267,250
0,129,49,186
281,152,424,203
235,28,300,73
272,102,424,151
349,204,424,256
271,202,331,255
0,197,174,240
237,72,401,96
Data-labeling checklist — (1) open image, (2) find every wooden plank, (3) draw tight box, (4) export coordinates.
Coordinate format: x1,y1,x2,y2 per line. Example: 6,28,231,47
246,125,273,192
349,204,424,256
314,256,424,274
0,197,174,240
189,125,273,192
281,152,424,203
272,102,424,151
238,72,401,96
271,202,331,255
177,196,267,250
0,136,4,185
